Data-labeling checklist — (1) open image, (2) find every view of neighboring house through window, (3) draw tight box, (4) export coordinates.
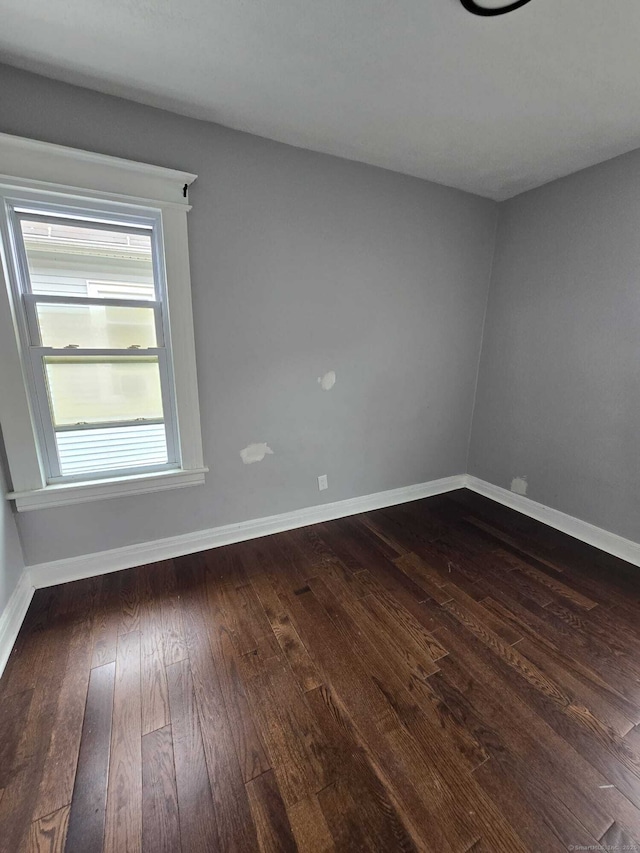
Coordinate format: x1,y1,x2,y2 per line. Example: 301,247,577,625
7,204,180,481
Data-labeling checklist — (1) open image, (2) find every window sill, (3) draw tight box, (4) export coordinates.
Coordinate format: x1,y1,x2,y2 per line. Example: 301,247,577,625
6,467,208,511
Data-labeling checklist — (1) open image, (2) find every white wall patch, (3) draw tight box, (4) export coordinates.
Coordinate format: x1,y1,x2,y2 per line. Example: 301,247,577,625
510,476,528,496
240,443,273,464
318,370,336,391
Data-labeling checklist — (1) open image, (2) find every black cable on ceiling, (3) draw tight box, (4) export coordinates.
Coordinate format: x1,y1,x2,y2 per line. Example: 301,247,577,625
459,0,533,16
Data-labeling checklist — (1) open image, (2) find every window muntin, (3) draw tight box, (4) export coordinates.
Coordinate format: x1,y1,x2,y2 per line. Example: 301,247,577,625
5,198,180,483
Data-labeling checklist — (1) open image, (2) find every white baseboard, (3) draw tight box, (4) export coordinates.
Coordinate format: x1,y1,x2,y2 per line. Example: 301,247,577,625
29,474,467,589
0,570,34,677
465,475,640,569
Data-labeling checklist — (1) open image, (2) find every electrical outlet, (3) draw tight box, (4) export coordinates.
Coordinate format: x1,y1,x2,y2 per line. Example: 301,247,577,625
318,474,328,491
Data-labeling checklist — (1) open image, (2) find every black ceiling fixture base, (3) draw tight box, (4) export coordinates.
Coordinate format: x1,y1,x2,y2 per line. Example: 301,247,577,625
459,0,533,15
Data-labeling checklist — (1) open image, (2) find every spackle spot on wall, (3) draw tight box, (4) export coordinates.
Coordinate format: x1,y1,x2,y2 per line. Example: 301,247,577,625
318,370,336,391
510,476,528,496
240,443,273,464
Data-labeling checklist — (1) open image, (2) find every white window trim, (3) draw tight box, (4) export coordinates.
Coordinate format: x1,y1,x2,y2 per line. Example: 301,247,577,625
0,133,207,511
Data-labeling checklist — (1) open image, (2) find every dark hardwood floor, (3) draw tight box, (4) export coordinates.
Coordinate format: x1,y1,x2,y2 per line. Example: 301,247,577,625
2,488,640,851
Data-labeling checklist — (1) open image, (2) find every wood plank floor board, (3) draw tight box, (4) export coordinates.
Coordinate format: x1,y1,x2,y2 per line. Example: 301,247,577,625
166,657,220,853
356,561,448,632
3,489,640,850
289,678,450,848
472,757,598,853
0,589,74,853
464,514,566,567
301,574,490,776
341,513,408,561
116,569,143,636
305,684,420,852
311,611,532,852
430,624,640,842
283,526,374,603
27,804,71,853
157,561,188,666
500,555,598,610
65,661,116,853
0,629,43,701
283,525,345,572
139,565,170,735
428,637,616,843
491,566,557,608
599,819,640,850
426,513,502,560
201,587,271,782
483,579,640,700
393,551,455,604
104,630,143,853
316,778,380,852
176,559,259,852
440,591,640,811
358,513,413,557
480,586,640,720
0,687,34,787
246,769,298,853
314,570,442,683
376,503,447,550
513,635,637,737
405,537,487,598
465,510,640,610
0,587,68,701
141,725,181,853
241,653,337,808
34,582,100,822
301,517,364,564
34,608,91,818
265,607,322,692
286,795,335,852
279,582,493,852
544,594,640,663
90,574,120,669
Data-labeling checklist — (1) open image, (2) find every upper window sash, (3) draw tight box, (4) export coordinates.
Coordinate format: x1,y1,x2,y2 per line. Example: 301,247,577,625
6,199,163,293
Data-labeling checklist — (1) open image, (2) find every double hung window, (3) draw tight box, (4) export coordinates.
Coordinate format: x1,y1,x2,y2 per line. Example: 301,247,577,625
0,133,205,510
8,202,178,480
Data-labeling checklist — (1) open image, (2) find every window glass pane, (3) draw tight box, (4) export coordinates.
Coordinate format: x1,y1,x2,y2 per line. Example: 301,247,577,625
56,423,168,476
36,302,157,348
43,355,164,427
19,217,156,300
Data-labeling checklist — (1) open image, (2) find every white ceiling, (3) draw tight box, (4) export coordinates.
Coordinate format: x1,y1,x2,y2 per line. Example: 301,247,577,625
2,0,640,200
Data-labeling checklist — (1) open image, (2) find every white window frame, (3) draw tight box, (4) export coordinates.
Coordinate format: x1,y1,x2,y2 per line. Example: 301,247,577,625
9,200,180,483
0,133,206,511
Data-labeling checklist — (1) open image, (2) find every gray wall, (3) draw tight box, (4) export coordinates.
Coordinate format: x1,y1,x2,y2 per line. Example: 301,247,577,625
0,451,25,612
469,148,640,543
0,64,497,566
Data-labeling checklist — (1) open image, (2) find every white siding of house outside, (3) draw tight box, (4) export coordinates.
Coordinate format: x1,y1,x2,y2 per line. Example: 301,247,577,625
56,422,168,476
